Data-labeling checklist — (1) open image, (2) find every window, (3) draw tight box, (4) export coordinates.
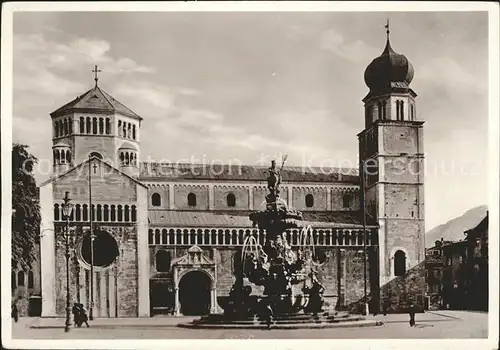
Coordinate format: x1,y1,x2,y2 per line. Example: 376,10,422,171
28,271,34,288
343,194,352,208
227,193,236,207
96,204,102,221
103,205,109,221
155,250,171,272
124,205,130,222
86,117,91,134
394,250,406,277
92,117,98,134
305,194,314,208
82,204,88,221
80,117,85,133
400,101,405,120
117,205,123,222
17,271,25,286
63,119,68,135
89,152,103,159
118,120,122,137
132,125,136,140
365,106,372,127
377,102,382,119
188,193,197,207
54,204,60,221
75,204,81,221
151,193,161,207
110,205,116,221
149,230,154,245
105,118,110,134
396,101,400,120
382,101,387,119
410,105,414,120
99,118,104,134
131,205,137,221
66,150,71,164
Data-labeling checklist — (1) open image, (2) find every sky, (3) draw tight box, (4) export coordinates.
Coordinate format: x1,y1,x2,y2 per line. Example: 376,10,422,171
11,11,489,231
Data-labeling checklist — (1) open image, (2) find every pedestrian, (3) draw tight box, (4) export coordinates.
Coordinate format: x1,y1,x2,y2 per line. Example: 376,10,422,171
72,303,80,327
11,299,19,323
383,297,390,316
78,303,90,328
408,302,416,327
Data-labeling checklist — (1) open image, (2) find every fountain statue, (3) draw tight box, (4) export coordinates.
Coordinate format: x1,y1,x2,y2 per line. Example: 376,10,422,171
223,157,326,318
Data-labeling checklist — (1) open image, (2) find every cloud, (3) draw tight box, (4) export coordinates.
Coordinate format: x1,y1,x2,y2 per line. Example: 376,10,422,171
319,28,379,63
13,34,155,88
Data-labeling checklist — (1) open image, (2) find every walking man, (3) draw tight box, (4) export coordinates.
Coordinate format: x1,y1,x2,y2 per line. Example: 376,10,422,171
11,298,19,323
408,302,416,327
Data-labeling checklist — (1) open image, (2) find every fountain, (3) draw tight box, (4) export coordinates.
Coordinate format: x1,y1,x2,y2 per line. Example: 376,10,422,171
178,158,382,329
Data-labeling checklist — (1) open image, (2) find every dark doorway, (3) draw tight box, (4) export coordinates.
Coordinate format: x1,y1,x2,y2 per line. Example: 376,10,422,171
178,271,211,315
150,279,174,315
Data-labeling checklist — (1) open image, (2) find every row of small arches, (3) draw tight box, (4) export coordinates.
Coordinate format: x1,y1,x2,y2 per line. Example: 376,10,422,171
53,203,137,222
54,118,73,138
151,192,352,209
53,149,72,165
118,120,136,140
148,228,377,247
12,271,34,289
119,151,138,166
366,100,415,124
79,117,111,135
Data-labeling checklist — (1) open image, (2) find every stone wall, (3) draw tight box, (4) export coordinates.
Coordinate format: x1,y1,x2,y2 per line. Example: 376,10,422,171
174,185,209,210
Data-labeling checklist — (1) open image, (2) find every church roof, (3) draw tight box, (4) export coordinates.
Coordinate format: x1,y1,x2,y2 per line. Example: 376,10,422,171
50,85,142,120
139,163,359,184
148,210,376,228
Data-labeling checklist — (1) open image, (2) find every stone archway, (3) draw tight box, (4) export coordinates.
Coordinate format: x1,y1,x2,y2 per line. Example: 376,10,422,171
178,270,212,315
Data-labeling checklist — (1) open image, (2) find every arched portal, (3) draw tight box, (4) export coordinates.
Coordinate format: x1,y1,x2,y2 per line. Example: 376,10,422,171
178,271,212,315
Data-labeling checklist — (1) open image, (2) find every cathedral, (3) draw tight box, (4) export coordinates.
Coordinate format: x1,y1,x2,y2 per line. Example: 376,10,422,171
38,30,425,318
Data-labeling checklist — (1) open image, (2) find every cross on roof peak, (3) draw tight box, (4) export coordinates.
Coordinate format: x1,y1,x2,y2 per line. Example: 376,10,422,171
92,65,102,87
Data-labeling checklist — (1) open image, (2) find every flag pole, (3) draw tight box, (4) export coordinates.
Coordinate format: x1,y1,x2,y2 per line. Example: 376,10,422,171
88,154,95,320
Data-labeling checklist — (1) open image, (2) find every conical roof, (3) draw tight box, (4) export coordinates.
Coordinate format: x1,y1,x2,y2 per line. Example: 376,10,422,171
50,85,142,120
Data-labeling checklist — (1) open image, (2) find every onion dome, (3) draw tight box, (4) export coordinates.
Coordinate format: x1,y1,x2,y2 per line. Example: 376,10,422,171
364,24,414,90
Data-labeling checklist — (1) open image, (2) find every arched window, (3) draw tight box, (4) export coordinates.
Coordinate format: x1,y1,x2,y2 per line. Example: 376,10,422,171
394,250,406,277
148,229,154,245
105,118,110,135
132,125,136,140
382,101,387,119
60,150,65,164
128,124,131,139
54,122,59,138
117,205,123,222
91,204,96,221
54,204,60,221
55,150,60,165
89,152,103,160
66,150,71,164
151,193,161,207
124,205,130,222
28,271,34,288
187,193,197,207
110,205,116,221
103,205,109,221
80,117,85,133
118,120,122,137
155,229,160,244
305,194,314,208
86,117,91,134
156,250,171,272
123,123,127,138
400,101,405,120
68,118,73,134
125,152,130,165
227,193,236,207
63,119,68,135
377,102,382,119
99,118,104,134
343,194,352,208
120,152,124,165
410,104,414,120
131,205,137,222
11,271,16,290
75,204,81,221
92,117,97,134
96,204,102,221
396,101,400,120
82,204,88,221
17,271,25,286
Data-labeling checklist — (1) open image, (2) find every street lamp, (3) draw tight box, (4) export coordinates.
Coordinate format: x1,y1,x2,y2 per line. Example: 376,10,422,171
61,191,74,333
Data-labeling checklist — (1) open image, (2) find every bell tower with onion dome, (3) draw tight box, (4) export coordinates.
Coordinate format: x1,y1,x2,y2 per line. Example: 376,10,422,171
358,22,425,307
50,66,141,177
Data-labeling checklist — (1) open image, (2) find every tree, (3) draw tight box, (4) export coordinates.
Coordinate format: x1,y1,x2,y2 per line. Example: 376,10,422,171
12,143,40,271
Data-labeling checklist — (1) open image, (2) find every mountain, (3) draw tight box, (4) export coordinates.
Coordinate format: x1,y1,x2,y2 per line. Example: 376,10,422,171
425,205,488,247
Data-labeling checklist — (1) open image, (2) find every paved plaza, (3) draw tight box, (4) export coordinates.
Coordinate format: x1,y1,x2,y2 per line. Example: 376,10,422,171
10,311,488,339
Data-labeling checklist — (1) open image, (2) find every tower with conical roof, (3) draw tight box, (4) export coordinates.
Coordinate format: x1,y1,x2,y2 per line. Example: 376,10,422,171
359,22,425,308
50,66,141,177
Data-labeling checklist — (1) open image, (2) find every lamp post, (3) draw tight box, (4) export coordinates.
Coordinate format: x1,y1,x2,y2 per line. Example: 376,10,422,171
61,191,74,333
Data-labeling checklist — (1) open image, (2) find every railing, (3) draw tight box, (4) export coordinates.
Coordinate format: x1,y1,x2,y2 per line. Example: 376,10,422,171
148,227,378,247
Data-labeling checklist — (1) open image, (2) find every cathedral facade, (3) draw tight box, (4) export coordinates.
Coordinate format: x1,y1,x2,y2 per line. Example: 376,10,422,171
38,32,425,317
